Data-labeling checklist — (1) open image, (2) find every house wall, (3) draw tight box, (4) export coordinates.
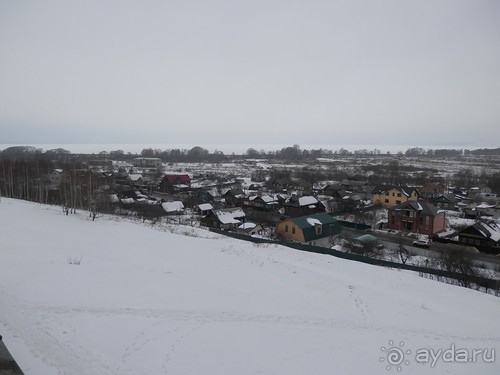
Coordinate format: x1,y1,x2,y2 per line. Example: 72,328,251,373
431,198,454,210
284,204,324,217
133,158,162,168
275,221,305,242
374,188,418,208
432,213,446,234
388,210,445,235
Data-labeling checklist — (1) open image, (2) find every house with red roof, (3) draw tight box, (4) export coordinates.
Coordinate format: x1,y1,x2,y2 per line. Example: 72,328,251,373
159,174,191,193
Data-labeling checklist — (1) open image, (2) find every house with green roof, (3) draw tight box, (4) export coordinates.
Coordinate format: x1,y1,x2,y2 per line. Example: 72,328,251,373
275,212,341,247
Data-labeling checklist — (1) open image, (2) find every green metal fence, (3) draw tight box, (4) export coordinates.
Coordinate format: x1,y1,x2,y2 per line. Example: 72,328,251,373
210,229,499,291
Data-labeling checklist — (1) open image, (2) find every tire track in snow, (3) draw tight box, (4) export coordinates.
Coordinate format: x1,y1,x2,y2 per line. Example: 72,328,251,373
26,304,500,344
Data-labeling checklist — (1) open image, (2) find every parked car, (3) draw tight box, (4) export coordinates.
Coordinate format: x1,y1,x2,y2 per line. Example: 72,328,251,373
412,238,430,248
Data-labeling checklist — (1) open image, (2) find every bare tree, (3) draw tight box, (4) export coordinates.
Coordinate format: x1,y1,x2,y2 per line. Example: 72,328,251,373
345,238,383,258
390,232,411,264
437,249,483,289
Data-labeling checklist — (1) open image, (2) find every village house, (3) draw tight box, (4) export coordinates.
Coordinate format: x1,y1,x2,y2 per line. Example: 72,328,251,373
428,193,458,210
341,178,368,190
194,203,214,216
133,157,162,168
387,200,446,235
292,180,313,195
222,188,245,207
284,195,326,217
456,221,500,254
127,173,143,186
371,185,419,208
320,183,343,198
200,207,246,231
462,202,500,219
161,201,185,215
195,188,220,203
159,174,191,193
275,212,341,247
237,222,264,236
244,195,280,212
418,183,446,199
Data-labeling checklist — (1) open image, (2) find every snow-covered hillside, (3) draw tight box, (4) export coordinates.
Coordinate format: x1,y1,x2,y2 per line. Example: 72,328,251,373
0,198,499,375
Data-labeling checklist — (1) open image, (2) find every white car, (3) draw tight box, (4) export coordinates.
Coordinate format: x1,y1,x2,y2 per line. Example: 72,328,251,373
412,238,430,248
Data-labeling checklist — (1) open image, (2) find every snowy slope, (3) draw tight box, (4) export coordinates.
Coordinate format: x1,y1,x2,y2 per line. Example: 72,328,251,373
0,198,499,375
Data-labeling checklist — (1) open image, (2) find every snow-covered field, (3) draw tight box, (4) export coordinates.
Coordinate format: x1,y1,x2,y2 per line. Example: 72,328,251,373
1,198,499,375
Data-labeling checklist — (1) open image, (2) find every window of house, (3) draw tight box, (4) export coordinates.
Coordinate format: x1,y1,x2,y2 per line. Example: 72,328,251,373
392,192,395,196
385,192,389,196
316,225,322,235
385,199,389,203
292,227,295,235
397,193,401,197
396,200,401,205
285,225,288,232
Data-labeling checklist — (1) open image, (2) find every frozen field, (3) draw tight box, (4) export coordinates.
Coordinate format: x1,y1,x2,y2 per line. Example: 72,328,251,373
0,198,499,374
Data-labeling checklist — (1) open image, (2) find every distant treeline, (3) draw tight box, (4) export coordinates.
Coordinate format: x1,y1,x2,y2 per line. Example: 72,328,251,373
1,145,499,163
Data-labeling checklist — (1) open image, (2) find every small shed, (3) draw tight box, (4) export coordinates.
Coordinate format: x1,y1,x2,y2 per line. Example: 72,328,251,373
161,201,185,214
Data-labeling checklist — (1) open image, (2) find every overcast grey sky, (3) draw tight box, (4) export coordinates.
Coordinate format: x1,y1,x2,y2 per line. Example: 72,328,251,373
1,0,499,148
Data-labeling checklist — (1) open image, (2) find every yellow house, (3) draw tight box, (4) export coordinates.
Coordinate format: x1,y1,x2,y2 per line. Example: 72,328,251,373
372,185,419,208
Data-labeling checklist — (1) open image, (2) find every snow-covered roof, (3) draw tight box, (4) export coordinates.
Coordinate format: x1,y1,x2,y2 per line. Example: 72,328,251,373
215,212,241,224
476,203,495,209
109,194,119,203
135,192,148,199
477,222,500,242
214,208,245,224
197,203,213,211
129,174,143,181
306,218,322,226
260,195,275,203
121,198,134,204
238,222,257,230
162,201,184,213
298,196,318,206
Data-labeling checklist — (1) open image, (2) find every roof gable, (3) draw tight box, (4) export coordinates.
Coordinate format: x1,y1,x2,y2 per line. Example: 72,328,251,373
291,212,337,229
372,185,417,196
390,200,439,216
461,222,500,242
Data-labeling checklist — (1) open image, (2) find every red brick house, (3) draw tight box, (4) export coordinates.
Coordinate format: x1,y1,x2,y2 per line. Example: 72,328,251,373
387,200,446,235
